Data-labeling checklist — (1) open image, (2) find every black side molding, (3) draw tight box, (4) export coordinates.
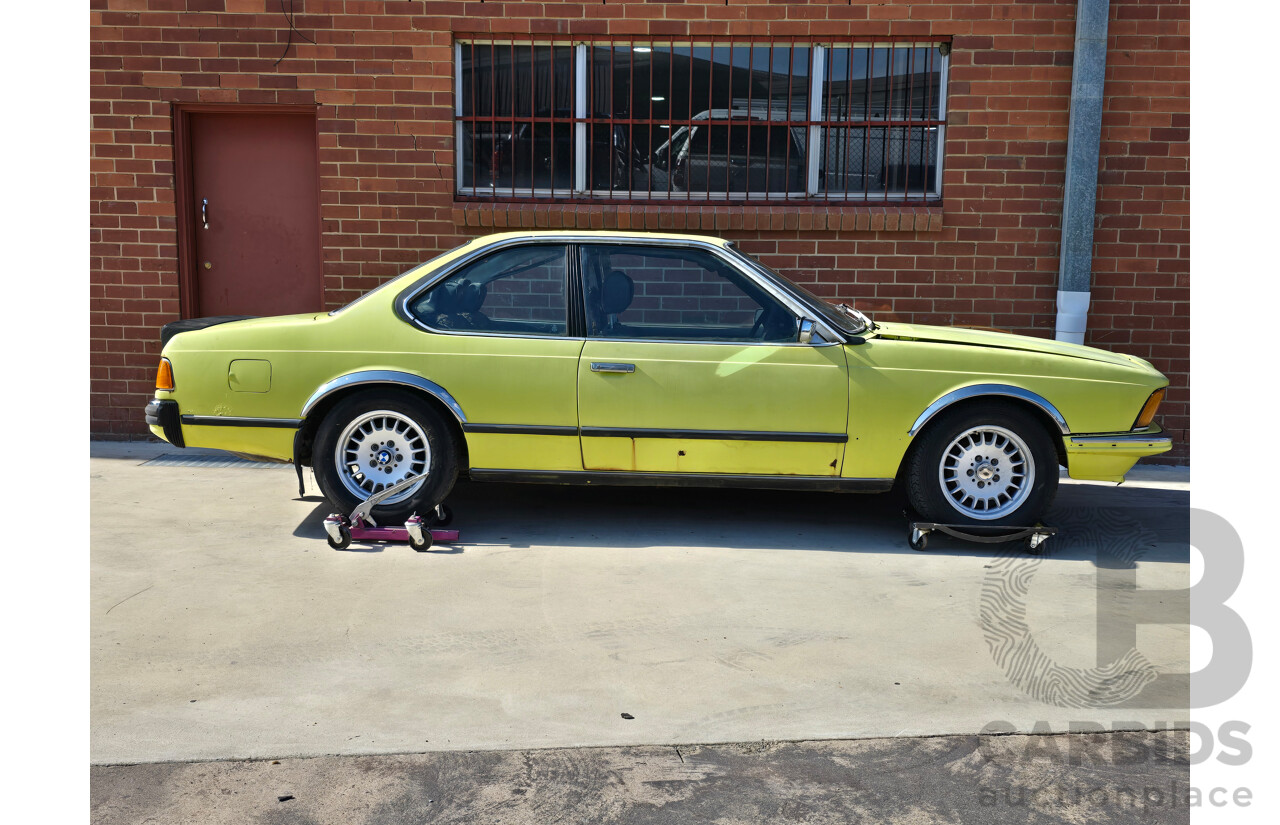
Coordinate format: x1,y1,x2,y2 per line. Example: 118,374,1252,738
468,468,892,494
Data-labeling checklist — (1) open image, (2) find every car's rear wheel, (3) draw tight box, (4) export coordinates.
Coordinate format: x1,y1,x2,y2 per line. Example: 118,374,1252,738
312,390,458,524
905,403,1059,527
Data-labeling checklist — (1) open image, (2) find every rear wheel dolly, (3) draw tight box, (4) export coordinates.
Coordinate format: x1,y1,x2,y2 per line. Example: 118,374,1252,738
323,473,457,552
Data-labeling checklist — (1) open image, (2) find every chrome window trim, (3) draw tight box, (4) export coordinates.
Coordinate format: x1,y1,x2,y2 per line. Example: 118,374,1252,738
395,238,575,339
300,370,468,423
908,384,1070,437
395,234,847,347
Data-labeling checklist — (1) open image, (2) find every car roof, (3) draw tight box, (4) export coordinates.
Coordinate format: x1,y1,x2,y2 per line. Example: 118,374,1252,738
469,230,732,246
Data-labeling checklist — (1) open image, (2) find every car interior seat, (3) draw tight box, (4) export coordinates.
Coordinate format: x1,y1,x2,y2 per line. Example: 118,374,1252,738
601,269,634,334
453,279,489,327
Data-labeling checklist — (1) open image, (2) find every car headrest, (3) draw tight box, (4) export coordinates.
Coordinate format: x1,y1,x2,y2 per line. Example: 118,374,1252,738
433,281,463,312
455,280,487,313
601,270,634,316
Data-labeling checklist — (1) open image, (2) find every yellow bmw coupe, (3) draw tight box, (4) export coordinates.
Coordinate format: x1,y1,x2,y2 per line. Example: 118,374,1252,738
146,231,1171,527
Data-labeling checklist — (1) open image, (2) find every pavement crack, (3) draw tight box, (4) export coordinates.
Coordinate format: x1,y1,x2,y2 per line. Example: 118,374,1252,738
105,585,153,615
674,746,684,764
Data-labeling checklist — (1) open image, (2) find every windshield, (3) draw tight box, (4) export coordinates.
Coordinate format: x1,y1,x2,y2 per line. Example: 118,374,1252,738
726,246,871,336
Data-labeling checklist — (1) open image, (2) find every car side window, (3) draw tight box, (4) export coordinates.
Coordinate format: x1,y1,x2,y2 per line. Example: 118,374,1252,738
580,245,798,343
408,244,569,336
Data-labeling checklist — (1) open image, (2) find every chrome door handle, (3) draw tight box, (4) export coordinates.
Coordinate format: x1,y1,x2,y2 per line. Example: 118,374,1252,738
590,362,635,374
201,198,209,230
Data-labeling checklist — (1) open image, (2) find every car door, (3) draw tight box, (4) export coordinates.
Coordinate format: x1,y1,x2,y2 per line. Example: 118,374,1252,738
576,242,850,477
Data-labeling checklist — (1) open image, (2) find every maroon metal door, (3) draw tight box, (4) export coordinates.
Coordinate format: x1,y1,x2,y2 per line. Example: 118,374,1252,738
187,112,322,317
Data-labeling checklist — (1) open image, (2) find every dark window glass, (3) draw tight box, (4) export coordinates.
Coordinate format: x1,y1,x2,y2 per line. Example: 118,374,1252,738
459,39,945,203
820,126,939,196
586,44,809,197
818,45,942,198
409,245,569,336
580,245,797,343
460,43,575,192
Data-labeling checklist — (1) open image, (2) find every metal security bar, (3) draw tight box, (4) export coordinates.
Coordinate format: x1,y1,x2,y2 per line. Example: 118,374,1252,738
455,38,948,204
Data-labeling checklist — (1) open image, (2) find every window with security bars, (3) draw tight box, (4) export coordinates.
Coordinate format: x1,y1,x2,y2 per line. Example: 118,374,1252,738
455,39,947,203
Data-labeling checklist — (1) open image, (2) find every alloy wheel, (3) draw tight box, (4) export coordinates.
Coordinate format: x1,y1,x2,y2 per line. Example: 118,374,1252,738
334,410,431,505
937,425,1035,521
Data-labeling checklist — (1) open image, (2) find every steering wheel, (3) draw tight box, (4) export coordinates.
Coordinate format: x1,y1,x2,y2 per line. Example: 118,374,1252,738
750,307,767,339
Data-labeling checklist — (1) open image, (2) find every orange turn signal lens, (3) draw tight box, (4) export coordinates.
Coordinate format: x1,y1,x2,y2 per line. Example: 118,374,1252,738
155,358,175,391
1133,388,1165,430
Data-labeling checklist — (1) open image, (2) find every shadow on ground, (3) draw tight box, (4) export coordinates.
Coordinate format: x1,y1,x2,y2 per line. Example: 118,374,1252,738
292,478,1189,565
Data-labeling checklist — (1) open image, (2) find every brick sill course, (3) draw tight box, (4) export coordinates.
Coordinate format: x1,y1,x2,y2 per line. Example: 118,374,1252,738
452,202,943,233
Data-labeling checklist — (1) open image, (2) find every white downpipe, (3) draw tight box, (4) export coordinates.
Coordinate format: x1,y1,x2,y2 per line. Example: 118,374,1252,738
1055,290,1091,345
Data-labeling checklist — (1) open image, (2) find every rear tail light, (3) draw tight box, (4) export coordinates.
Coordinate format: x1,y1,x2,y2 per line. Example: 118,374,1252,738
155,358,175,391
1133,388,1165,429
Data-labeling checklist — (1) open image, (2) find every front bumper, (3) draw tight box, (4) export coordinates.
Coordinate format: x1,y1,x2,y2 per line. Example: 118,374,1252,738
1065,424,1172,482
144,398,184,447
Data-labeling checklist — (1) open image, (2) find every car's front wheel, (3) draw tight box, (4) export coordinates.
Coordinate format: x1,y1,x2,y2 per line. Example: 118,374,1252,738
905,403,1059,527
312,390,459,524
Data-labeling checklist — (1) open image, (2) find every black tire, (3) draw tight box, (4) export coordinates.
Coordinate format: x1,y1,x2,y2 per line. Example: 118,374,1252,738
905,402,1059,528
408,528,433,552
313,390,459,525
909,532,928,552
327,524,352,551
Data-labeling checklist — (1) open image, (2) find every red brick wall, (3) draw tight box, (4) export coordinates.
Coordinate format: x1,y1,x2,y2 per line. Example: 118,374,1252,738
91,0,1189,462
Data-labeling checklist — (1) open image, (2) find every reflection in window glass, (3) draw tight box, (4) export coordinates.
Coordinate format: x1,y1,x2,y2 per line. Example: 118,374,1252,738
586,44,810,196
458,39,946,202
460,43,575,192
818,46,942,198
580,245,798,343
410,245,569,336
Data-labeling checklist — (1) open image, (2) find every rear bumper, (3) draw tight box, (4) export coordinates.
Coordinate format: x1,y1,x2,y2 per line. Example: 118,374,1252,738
1065,425,1172,482
144,398,184,448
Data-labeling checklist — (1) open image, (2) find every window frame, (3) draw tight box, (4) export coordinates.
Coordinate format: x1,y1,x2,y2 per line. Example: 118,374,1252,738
394,236,847,346
403,242,575,340
453,38,949,205
579,242,801,344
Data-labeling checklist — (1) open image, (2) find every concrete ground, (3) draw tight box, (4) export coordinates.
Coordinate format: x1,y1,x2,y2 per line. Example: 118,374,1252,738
92,441,1190,768
92,730,1190,825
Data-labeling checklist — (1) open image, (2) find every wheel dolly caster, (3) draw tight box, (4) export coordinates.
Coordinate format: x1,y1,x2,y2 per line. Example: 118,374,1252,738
323,473,459,552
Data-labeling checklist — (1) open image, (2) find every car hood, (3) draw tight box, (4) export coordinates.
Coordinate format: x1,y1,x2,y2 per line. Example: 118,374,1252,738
867,321,1151,370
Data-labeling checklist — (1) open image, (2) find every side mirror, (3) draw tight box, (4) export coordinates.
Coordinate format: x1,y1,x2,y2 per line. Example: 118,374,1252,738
798,319,815,344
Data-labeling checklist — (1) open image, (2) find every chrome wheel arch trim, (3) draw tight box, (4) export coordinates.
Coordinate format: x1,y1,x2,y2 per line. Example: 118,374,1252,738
908,384,1070,437
300,370,468,423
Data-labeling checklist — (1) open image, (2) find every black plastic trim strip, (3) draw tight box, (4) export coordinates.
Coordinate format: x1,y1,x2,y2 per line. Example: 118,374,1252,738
580,427,848,443
462,424,580,436
181,415,303,429
567,243,586,338
468,468,891,493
